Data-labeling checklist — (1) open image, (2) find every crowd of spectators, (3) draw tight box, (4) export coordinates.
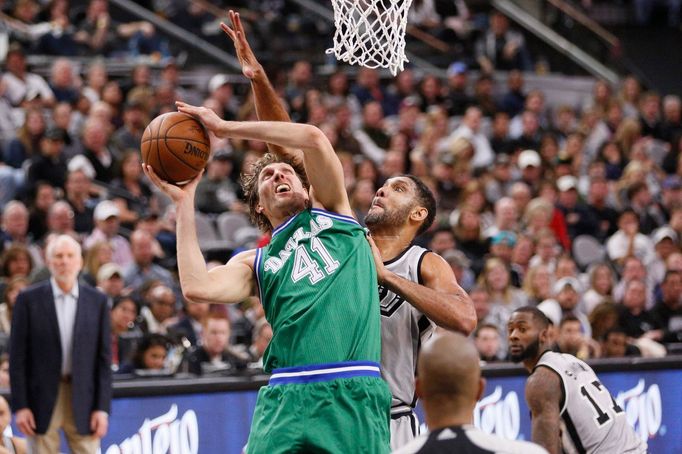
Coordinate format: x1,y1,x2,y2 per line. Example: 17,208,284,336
0,1,681,386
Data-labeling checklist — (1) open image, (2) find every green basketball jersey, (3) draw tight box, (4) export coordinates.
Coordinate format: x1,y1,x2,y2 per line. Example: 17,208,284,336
254,208,382,373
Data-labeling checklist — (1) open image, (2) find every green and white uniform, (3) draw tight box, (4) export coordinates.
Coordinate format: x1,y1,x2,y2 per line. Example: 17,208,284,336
247,208,391,453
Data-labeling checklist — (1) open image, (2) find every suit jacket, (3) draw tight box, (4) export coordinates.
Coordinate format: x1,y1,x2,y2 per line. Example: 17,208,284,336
9,280,112,435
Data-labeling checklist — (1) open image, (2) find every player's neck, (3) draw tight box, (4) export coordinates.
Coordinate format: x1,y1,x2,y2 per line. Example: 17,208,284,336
422,400,473,429
369,225,415,260
371,232,413,261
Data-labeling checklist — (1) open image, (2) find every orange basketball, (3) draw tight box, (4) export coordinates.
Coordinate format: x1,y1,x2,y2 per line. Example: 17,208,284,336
141,112,210,185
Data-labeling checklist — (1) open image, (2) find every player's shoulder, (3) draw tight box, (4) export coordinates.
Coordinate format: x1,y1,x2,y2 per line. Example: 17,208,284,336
228,248,257,268
463,425,550,454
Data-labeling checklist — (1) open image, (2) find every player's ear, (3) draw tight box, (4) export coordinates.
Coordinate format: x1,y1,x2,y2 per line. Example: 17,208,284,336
476,377,486,401
410,206,428,223
256,204,264,214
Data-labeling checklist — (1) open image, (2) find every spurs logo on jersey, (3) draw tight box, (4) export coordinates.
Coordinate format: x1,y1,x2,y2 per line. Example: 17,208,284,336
379,284,406,316
379,245,435,409
534,351,647,454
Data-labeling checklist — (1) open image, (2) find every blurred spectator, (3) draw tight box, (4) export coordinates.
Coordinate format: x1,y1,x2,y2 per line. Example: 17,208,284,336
349,178,375,225
351,67,399,116
64,168,96,235
500,70,526,117
452,206,488,273
442,249,475,292
110,295,142,373
427,227,455,256
0,357,10,388
585,176,618,242
607,209,656,267
195,150,240,215
601,328,641,358
0,395,27,452
0,244,33,285
1,43,55,108
4,106,45,168
44,200,76,240
441,106,493,169
248,321,273,368
638,92,662,139
627,181,665,234
81,118,116,183
81,60,108,104
109,151,157,229
0,276,29,336
589,301,621,342
444,62,473,117
84,200,133,269
169,300,210,347
48,59,79,104
110,101,146,156
484,197,518,239
538,277,591,337
522,264,553,306
473,323,503,362
26,127,68,191
124,229,174,293
139,284,176,335
81,241,113,286
555,175,598,241
618,279,661,339
27,182,56,241
133,333,169,371
618,76,642,119
96,262,125,299
489,112,515,156
650,270,682,345
0,201,42,265
582,263,616,316
478,257,527,348
475,10,531,73
553,315,596,360
650,226,679,285
186,314,247,375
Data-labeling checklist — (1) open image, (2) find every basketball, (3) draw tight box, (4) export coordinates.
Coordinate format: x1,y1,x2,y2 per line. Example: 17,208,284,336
140,111,210,185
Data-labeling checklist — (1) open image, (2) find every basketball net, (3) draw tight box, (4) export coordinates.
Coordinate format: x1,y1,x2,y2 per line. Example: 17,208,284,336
326,0,413,76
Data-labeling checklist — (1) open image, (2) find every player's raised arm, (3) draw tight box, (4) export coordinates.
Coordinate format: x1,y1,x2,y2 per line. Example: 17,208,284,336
176,102,351,216
221,11,301,161
142,165,255,304
526,367,562,454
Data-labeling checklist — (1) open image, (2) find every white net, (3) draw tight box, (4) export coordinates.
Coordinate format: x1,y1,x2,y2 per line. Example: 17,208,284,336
326,0,413,76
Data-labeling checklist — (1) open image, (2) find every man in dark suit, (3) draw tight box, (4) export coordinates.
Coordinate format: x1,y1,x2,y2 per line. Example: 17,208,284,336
10,234,111,453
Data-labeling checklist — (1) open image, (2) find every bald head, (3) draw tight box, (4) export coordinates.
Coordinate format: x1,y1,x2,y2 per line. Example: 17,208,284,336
418,332,481,403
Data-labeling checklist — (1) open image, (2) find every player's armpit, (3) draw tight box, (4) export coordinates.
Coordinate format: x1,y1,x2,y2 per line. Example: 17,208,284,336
183,249,256,305
526,367,563,454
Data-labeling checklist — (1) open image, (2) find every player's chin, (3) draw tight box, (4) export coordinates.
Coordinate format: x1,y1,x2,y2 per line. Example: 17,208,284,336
508,348,524,362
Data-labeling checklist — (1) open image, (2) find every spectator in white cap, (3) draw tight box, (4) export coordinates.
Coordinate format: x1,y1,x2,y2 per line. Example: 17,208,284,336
517,149,542,192
96,262,125,299
83,200,133,269
649,226,680,284
207,74,239,120
556,174,597,241
538,276,591,338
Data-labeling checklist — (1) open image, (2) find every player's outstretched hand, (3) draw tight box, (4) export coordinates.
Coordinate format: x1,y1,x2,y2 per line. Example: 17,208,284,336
221,10,262,79
176,101,223,135
142,163,203,204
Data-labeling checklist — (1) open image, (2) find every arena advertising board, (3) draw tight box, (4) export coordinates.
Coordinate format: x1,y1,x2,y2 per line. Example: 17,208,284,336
20,367,676,453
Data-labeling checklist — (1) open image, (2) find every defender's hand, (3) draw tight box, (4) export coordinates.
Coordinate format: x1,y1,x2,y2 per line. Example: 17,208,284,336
176,101,224,134
221,10,263,79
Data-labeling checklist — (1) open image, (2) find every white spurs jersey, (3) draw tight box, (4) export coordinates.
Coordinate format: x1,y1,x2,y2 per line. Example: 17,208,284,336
534,351,647,454
380,245,435,414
